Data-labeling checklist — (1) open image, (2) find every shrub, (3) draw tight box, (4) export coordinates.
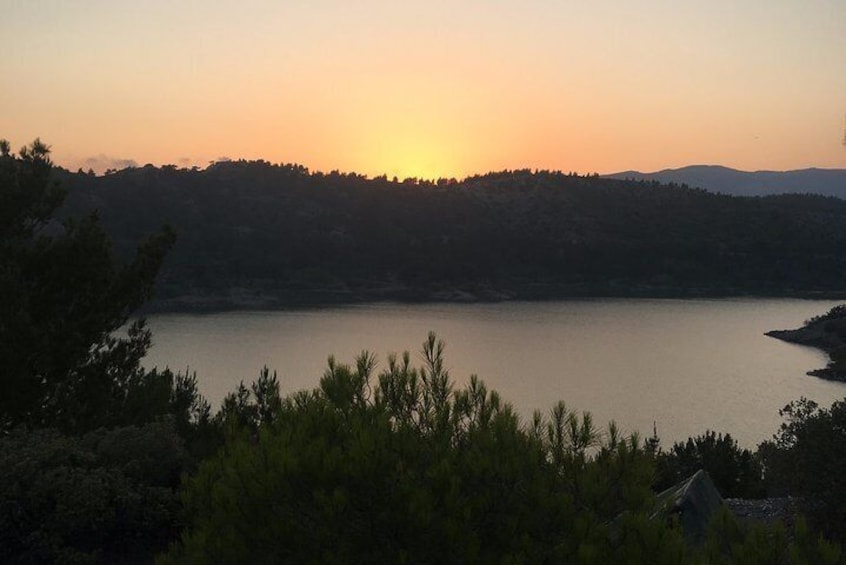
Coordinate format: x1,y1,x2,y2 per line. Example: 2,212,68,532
0,423,187,564
758,398,846,541
654,430,765,499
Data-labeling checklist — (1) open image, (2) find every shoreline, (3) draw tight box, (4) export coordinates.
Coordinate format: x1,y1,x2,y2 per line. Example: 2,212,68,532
142,284,846,314
765,306,846,382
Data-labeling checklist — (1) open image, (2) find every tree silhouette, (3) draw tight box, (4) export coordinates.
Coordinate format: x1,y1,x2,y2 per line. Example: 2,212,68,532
0,139,175,431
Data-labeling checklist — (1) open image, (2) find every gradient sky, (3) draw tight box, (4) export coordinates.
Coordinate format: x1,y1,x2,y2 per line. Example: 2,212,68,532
3,0,845,178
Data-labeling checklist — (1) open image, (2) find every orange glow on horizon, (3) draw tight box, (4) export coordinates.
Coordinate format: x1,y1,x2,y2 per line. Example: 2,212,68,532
4,2,845,177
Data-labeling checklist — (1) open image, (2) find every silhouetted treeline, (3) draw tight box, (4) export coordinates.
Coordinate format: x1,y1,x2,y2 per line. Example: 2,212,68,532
56,163,846,308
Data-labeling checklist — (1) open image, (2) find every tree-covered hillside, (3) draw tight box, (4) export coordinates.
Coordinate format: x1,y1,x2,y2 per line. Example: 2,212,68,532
56,163,846,309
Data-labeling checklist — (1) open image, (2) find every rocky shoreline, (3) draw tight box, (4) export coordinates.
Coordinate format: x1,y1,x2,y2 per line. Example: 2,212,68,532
766,305,846,382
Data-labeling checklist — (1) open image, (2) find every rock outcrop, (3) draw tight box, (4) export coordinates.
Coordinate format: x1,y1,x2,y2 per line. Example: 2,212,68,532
652,470,724,546
766,305,846,381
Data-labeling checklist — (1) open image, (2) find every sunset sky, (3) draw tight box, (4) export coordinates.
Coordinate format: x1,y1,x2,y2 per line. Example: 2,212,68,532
3,0,845,178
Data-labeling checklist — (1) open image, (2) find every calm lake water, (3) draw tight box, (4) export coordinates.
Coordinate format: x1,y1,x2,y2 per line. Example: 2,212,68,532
143,298,846,447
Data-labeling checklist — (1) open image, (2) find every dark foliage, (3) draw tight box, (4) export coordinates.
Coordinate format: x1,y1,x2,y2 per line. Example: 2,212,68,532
758,398,846,541
0,423,186,564
805,304,846,327
653,430,765,499
163,336,844,564
703,507,842,564
0,140,178,432
54,163,846,308
163,334,688,564
0,139,217,563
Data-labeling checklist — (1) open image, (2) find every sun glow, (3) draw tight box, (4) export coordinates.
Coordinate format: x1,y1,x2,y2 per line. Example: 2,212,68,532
345,104,469,181
5,1,846,176
369,137,458,181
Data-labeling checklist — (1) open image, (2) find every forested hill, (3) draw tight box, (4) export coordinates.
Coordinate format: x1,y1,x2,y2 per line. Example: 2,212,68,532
604,165,846,198
55,163,846,309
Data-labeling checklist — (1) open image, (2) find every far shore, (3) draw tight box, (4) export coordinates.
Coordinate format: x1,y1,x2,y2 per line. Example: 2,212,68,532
142,284,846,314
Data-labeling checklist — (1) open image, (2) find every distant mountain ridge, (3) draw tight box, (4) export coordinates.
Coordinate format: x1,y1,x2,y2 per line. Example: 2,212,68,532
604,165,846,198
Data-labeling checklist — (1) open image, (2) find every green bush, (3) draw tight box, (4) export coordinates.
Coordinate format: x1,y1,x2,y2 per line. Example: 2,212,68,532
0,423,187,564
758,398,846,541
654,430,765,498
703,507,842,565
161,334,687,564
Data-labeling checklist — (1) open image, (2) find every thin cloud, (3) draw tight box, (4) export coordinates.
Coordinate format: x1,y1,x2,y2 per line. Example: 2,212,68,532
81,154,138,174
